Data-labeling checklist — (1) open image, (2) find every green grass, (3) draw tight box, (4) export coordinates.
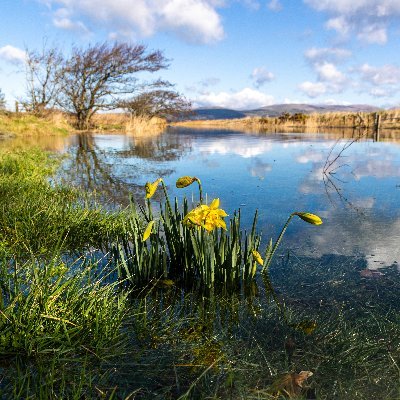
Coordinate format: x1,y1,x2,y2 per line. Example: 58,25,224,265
0,148,131,398
0,148,127,255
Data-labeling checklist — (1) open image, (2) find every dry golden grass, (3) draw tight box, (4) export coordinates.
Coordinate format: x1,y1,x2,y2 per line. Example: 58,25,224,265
91,113,130,131
91,113,167,135
124,115,167,136
175,109,400,132
0,111,72,137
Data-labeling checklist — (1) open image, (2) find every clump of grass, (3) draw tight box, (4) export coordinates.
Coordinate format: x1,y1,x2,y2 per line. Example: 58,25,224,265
0,253,129,399
0,255,128,357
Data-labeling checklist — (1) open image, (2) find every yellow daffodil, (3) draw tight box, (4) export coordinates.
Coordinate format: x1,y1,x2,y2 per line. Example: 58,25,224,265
293,212,323,225
145,178,163,199
176,176,199,188
142,220,155,241
183,198,228,232
252,250,264,265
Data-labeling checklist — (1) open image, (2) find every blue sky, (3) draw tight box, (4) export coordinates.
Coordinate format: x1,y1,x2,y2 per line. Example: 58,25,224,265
1,0,400,109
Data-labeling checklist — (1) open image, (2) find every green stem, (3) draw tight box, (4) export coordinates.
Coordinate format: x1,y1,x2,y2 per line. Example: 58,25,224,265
196,178,203,204
161,180,173,216
146,198,153,221
261,214,294,273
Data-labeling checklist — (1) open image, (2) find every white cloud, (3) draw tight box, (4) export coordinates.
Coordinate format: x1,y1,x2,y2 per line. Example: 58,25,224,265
369,87,393,97
199,77,221,87
358,63,400,86
298,81,327,98
304,47,351,63
325,16,351,35
304,0,400,44
298,63,347,98
357,24,387,44
43,0,225,44
53,17,90,33
267,0,282,11
238,0,260,10
0,45,26,64
251,67,275,87
195,87,274,109
315,62,346,84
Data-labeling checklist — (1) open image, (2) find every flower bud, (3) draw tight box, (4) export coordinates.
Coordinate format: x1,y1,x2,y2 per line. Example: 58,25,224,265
293,212,323,225
176,176,198,188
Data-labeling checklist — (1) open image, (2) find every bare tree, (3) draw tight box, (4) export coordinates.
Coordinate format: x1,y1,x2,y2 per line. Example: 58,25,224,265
58,42,168,130
121,85,192,120
23,44,64,114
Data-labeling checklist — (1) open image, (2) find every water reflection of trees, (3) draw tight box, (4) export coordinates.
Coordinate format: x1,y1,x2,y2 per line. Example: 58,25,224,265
59,131,193,206
119,130,193,161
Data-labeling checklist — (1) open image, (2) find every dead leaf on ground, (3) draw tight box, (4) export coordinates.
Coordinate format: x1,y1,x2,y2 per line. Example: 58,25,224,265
270,371,313,398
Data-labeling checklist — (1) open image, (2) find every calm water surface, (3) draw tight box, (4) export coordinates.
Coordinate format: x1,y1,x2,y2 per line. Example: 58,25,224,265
3,127,400,273
56,127,400,275
2,127,400,400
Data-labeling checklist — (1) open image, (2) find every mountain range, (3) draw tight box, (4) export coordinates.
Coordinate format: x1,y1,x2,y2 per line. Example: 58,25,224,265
191,104,381,120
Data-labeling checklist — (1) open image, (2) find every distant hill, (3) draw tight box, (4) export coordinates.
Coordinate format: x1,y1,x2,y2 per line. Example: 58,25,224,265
191,107,247,120
190,104,381,120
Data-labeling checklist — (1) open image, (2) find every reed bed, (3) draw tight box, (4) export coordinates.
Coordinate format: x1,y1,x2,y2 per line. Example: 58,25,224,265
90,113,167,135
175,109,400,132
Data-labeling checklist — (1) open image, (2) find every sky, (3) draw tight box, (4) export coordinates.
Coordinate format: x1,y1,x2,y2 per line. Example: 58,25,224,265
1,0,400,110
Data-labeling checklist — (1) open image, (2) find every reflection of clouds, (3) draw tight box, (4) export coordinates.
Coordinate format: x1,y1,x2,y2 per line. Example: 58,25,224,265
352,159,400,179
199,138,273,158
297,150,326,164
291,141,400,271
202,158,220,168
296,143,400,197
303,210,400,271
351,197,375,209
249,158,272,179
299,166,325,194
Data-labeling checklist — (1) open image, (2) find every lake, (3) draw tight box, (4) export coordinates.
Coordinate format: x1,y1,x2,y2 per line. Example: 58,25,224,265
51,127,400,275
2,126,400,398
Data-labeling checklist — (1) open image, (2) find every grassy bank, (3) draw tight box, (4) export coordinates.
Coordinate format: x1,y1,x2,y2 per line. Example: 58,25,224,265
0,111,167,138
0,112,73,137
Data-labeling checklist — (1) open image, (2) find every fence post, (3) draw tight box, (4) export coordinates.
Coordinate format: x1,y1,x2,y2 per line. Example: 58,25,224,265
374,113,381,141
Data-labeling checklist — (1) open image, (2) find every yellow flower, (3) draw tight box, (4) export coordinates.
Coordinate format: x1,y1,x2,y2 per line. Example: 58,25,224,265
293,212,323,225
252,250,264,265
145,178,163,199
142,220,155,241
183,198,228,232
176,176,199,188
